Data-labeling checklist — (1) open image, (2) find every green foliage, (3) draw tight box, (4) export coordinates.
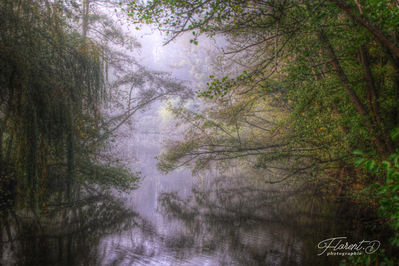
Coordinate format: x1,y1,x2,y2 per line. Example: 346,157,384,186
77,161,140,192
349,129,399,264
127,0,283,43
157,140,199,173
0,0,138,211
342,249,396,266
362,0,399,32
198,71,252,99
130,0,399,180
355,151,399,232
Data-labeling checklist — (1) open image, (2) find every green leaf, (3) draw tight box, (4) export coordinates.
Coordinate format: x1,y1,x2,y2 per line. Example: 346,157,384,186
353,149,364,156
382,161,391,170
371,165,380,174
366,160,375,171
391,127,399,140
355,158,366,166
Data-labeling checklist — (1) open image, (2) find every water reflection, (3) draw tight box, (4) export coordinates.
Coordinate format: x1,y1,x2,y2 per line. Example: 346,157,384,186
101,173,362,266
0,170,380,265
0,190,142,265
1,108,384,265
154,174,344,266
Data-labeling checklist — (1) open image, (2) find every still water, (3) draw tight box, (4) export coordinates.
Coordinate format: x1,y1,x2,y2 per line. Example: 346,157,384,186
0,108,381,266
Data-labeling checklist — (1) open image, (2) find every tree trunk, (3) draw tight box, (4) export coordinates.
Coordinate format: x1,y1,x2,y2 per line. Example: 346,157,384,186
317,30,387,154
318,31,368,117
359,45,394,153
329,0,399,59
82,0,89,40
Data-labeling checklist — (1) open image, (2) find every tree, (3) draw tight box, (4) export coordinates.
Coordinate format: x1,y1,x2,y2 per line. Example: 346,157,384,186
0,0,191,215
128,0,399,261
128,0,399,174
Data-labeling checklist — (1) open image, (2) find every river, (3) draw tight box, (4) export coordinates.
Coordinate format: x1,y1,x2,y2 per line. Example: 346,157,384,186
0,102,383,266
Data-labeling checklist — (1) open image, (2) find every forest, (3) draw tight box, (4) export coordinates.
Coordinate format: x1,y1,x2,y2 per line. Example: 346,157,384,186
1,0,399,265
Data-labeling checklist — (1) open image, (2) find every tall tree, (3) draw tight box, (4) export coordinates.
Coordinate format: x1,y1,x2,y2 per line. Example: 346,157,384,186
128,0,399,180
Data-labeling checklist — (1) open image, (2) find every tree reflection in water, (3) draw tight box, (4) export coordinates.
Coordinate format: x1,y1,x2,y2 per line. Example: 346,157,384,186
106,173,368,266
0,188,148,266
156,175,332,266
1,172,381,266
